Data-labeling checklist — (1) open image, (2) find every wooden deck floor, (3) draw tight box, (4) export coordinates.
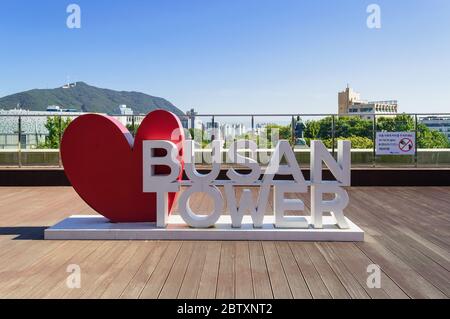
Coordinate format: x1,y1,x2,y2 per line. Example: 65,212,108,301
0,186,449,299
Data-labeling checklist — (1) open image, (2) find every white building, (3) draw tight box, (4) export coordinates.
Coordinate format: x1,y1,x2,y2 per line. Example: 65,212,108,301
0,108,84,149
115,105,134,127
221,123,246,140
233,123,246,136
62,82,77,89
205,121,221,140
338,86,398,120
46,105,62,112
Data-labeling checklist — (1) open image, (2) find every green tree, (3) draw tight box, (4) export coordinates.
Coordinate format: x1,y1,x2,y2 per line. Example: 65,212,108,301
417,124,450,148
377,114,415,132
305,116,373,139
305,117,332,139
38,116,72,149
265,124,291,140
304,120,321,138
334,117,373,138
126,123,138,134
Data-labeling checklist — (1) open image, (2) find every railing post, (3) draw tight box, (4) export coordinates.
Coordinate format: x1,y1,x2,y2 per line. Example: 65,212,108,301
59,115,62,167
291,116,296,147
211,116,215,141
414,114,418,168
251,116,255,135
372,114,376,168
18,116,22,168
331,115,336,157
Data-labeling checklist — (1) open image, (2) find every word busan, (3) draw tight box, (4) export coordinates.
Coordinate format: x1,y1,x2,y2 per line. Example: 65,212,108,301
143,140,351,229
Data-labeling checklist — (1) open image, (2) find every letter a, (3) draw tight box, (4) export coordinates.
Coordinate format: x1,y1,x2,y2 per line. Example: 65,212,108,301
66,4,81,29
366,4,381,29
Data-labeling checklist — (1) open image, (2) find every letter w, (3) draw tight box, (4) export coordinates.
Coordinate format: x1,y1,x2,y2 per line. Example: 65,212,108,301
224,185,268,228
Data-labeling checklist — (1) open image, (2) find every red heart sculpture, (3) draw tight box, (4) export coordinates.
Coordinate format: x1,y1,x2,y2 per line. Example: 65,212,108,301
61,110,185,223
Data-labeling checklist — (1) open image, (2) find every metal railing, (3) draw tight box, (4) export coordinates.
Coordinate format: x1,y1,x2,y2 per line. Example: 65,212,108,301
1,112,450,168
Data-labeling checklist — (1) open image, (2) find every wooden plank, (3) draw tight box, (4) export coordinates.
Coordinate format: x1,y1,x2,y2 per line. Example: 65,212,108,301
25,241,102,298
356,234,447,299
216,241,235,299
302,243,350,299
100,241,156,298
62,241,128,298
327,242,409,299
42,242,107,298
315,243,375,299
83,242,144,298
235,241,254,299
289,242,331,299
197,241,222,299
120,241,169,299
249,241,273,299
159,242,195,299
0,241,66,293
373,234,450,296
348,190,450,296
139,241,182,299
4,241,89,298
262,241,292,299
352,188,450,250
178,242,208,299
0,236,61,269
275,242,311,299
391,224,450,271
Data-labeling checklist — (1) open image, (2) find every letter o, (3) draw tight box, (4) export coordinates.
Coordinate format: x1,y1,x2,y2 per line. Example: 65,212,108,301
178,185,224,228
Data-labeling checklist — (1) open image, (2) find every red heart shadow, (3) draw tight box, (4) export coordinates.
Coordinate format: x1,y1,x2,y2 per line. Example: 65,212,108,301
61,110,185,222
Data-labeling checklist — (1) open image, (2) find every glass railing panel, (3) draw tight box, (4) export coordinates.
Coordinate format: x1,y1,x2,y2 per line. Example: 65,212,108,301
417,114,450,167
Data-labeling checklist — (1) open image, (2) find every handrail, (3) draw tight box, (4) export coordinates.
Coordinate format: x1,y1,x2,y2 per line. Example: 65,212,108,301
1,112,450,117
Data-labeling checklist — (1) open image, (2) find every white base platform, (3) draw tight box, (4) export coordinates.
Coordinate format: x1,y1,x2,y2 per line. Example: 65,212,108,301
45,215,364,242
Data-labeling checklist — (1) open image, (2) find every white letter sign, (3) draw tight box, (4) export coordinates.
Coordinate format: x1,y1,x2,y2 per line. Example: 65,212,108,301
143,139,354,232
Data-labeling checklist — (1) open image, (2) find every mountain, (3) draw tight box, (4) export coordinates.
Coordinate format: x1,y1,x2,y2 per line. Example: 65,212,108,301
0,82,185,116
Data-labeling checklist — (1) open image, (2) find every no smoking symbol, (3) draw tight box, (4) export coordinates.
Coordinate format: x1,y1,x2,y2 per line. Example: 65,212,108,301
399,138,413,152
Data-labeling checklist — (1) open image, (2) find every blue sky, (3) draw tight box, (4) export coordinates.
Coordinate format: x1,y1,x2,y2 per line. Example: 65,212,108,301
0,0,449,114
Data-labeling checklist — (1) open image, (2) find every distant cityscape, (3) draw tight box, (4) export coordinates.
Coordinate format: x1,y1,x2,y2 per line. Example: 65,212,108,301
0,85,449,149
